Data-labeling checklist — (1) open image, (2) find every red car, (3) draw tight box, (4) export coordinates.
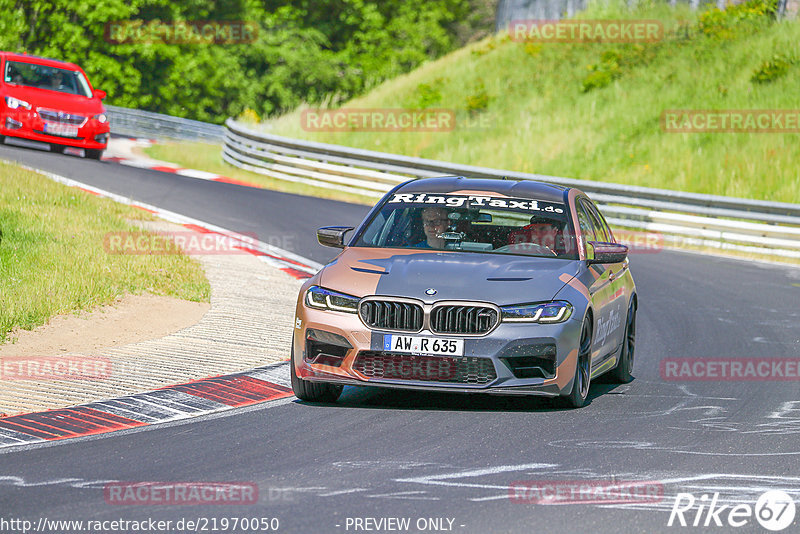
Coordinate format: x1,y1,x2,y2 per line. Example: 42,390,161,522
0,52,109,159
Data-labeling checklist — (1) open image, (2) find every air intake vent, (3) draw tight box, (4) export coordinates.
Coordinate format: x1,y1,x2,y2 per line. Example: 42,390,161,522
37,108,87,126
354,352,496,385
430,305,498,335
359,300,424,332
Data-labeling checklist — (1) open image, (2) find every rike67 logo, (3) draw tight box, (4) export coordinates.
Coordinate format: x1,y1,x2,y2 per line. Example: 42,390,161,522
668,490,796,531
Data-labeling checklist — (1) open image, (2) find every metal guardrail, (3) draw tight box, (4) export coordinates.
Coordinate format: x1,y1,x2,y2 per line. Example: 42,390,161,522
495,0,796,30
105,105,224,142
223,119,800,260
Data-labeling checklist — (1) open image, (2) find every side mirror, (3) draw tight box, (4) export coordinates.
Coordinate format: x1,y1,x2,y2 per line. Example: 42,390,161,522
93,89,107,100
317,226,353,249
586,241,628,264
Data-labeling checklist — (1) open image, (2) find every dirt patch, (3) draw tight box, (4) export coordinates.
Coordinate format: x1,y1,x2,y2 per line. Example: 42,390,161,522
0,294,209,358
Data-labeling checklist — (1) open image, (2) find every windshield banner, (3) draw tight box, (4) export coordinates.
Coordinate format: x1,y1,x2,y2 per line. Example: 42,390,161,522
386,193,565,213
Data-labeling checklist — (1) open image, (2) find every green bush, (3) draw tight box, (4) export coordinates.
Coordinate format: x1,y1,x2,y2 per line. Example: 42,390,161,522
751,55,793,83
582,69,616,92
237,108,261,124
465,81,491,113
698,0,777,40
581,51,623,92
407,78,448,109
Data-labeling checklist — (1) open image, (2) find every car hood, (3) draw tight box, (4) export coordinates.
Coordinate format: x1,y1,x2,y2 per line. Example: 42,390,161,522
4,86,103,115
319,247,579,305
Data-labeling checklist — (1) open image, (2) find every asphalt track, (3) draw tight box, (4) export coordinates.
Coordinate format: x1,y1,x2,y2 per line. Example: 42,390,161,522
2,142,800,534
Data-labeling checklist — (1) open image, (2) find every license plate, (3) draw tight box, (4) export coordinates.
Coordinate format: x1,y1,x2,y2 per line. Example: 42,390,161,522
383,335,464,356
44,122,78,137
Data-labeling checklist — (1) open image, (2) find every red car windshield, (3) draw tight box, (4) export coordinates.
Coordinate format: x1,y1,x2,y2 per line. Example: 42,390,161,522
4,60,92,97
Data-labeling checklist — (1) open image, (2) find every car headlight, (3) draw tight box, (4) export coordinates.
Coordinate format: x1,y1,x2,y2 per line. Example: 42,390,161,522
500,300,573,323
5,96,31,110
93,113,108,123
305,286,359,313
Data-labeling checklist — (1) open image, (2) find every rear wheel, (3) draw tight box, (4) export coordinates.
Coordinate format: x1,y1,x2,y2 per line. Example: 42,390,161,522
290,346,343,403
561,318,592,408
85,148,104,160
609,303,636,383
49,143,66,154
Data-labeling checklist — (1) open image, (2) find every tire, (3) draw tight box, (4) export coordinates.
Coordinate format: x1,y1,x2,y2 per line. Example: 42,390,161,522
85,148,104,160
290,346,343,403
609,303,636,383
561,317,593,408
49,144,66,154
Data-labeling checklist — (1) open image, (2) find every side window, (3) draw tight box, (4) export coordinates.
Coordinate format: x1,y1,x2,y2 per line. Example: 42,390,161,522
361,210,389,246
575,201,596,254
382,209,410,247
593,206,614,243
583,200,609,243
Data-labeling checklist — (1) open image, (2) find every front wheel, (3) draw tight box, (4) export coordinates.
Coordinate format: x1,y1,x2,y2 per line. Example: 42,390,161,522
561,318,592,408
290,346,343,403
609,303,636,383
85,148,104,160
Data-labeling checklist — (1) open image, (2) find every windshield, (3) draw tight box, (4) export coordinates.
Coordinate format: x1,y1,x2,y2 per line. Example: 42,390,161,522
354,192,578,259
4,60,93,97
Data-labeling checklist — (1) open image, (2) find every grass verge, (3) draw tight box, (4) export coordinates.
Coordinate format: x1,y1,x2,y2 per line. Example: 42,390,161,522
0,161,210,343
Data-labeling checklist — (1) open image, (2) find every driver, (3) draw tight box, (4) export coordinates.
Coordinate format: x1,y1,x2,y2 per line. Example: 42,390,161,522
415,206,450,249
48,71,64,90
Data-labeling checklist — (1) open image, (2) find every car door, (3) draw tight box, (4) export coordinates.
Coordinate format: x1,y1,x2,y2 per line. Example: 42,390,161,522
575,199,615,373
585,199,628,361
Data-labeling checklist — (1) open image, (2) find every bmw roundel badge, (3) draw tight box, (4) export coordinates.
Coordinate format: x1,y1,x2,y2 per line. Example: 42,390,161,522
425,288,437,296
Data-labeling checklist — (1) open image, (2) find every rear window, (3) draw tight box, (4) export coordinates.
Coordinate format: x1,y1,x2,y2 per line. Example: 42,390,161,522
354,192,578,259
4,61,92,97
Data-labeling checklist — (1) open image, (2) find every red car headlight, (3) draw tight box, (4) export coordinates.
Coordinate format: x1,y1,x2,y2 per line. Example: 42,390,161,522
5,96,31,110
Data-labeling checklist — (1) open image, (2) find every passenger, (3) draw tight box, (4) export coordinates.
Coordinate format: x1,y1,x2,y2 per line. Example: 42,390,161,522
8,68,22,84
527,220,560,251
508,218,561,254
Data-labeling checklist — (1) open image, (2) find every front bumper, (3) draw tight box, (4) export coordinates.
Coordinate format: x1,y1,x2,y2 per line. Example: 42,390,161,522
293,303,583,397
1,108,109,149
